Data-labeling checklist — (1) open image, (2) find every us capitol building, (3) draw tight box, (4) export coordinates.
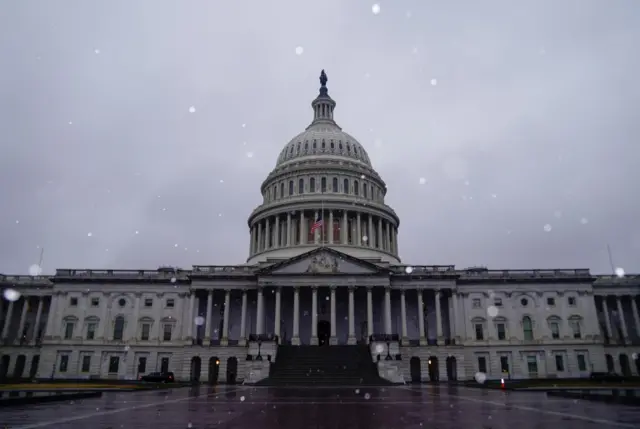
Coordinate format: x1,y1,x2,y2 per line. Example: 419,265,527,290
1,71,639,384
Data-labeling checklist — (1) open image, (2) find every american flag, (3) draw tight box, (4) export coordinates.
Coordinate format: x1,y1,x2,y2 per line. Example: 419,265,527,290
310,215,324,234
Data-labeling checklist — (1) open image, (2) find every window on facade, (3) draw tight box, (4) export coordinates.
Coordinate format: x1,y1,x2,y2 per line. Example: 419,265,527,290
310,178,316,192
527,355,538,374
289,180,294,196
547,297,555,306
570,320,581,339
500,356,509,373
477,356,487,373
108,356,120,373
163,324,173,341
141,323,151,341
523,316,534,341
568,297,576,306
577,354,587,371
64,322,74,339
472,299,481,308
59,355,69,373
166,299,175,308
332,177,338,192
160,357,170,373
550,321,560,339
494,298,503,307
113,316,125,341
280,183,284,197
90,297,100,307
69,297,78,306
363,184,368,199
86,323,96,340
496,323,506,340
474,324,484,340
138,357,147,374
144,298,153,307
321,177,327,192
555,355,565,372
295,178,302,194
81,355,91,372
520,298,528,306
354,180,359,196
343,178,349,194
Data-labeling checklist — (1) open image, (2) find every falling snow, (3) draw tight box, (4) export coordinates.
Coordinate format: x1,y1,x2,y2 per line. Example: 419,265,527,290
371,4,380,15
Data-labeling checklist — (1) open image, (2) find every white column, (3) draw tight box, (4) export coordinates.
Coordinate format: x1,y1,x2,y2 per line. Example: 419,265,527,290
99,294,110,340
274,215,280,248
300,211,306,244
1,301,14,340
31,297,44,344
204,290,213,342
341,211,348,244
129,294,141,341
384,288,392,335
256,288,264,334
311,287,318,345
239,291,247,345
601,296,613,339
417,289,426,345
187,293,195,340
43,294,58,339
377,218,383,250
222,290,231,344
313,211,319,243
286,213,292,246
366,287,373,339
292,287,300,345
348,287,356,344
330,287,337,343
400,290,408,343
329,211,334,244
631,297,640,338
368,216,374,247
274,288,282,338
616,296,629,339
356,213,362,245
265,216,271,249
452,292,460,342
17,298,30,343
385,221,391,251
435,290,443,341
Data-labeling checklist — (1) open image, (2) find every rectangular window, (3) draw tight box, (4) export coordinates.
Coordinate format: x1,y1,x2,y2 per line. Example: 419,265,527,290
474,324,484,340
477,357,487,373
496,323,506,340
69,297,78,306
332,178,338,192
568,297,576,306
570,320,581,339
550,322,560,339
321,177,327,192
494,298,502,307
138,357,147,374
500,356,509,373
141,323,151,341
90,297,100,307
546,297,555,306
577,354,587,371
555,355,565,372
81,355,91,372
472,299,481,308
166,299,175,308
144,298,153,307
86,323,96,340
59,355,69,372
108,356,120,373
160,357,169,373
64,322,74,339
163,324,173,341
310,177,316,192
527,356,538,375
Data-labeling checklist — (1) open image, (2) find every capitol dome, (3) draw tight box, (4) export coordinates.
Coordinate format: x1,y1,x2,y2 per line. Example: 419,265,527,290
246,70,400,265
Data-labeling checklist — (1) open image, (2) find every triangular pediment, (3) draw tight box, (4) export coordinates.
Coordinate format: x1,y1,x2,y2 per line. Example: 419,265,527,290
258,247,387,275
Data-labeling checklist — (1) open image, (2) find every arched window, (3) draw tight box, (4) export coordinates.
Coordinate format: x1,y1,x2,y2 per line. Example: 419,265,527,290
113,316,125,341
280,183,284,197
298,178,304,194
523,316,533,341
343,179,349,194
288,180,294,196
354,180,359,196
332,177,338,192
322,141,326,149
313,140,317,149
304,142,309,151
363,184,368,199
310,178,316,192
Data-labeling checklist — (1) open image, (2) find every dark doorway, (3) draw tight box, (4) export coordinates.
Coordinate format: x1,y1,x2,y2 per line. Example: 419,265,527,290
208,357,220,384
29,355,40,378
226,357,238,384
190,357,201,382
0,355,9,379
446,356,457,381
317,320,330,346
428,356,439,382
410,357,421,383
13,355,26,379
619,354,631,376
605,354,614,372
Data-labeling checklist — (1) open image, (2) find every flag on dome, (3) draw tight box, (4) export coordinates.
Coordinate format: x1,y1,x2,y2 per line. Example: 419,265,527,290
310,215,324,234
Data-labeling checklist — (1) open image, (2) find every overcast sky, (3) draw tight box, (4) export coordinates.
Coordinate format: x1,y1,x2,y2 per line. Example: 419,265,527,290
1,0,639,275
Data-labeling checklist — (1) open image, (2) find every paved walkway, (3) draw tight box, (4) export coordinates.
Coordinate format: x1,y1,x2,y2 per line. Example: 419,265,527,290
1,384,639,428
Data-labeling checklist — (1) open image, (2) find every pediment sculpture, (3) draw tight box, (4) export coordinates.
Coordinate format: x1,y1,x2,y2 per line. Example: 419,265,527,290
306,254,340,274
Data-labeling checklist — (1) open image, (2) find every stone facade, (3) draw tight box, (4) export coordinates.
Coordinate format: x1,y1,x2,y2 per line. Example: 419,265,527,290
1,72,639,383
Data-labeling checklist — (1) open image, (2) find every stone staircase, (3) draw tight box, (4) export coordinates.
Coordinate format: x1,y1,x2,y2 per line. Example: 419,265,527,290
255,345,391,386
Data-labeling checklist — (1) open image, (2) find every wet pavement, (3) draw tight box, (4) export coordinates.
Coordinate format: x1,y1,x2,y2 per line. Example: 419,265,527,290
1,384,639,429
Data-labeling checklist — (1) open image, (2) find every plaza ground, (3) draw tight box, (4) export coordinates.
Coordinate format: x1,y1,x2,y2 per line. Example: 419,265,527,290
1,385,639,429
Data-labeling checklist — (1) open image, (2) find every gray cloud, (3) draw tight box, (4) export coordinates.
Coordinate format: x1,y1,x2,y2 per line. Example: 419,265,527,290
1,0,639,274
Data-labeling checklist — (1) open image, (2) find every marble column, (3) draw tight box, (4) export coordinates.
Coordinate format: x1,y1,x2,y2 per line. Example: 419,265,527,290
1,301,14,340
186,293,195,340
239,291,247,346
292,287,300,345
377,218,383,250
204,290,213,342
221,290,231,344
274,215,280,248
356,213,362,245
129,294,141,341
44,294,58,339
631,297,640,338
257,221,263,252
99,295,110,340
17,298,29,343
400,290,408,344
384,288,392,335
265,217,271,249
348,287,356,344
616,296,629,340
435,290,444,342
602,297,613,339
300,211,306,244
256,288,264,335
330,287,337,344
274,288,282,339
286,213,292,246
452,292,460,342
366,287,373,341
329,211,334,244
368,215,374,247
311,287,318,345
417,289,426,345
31,297,44,344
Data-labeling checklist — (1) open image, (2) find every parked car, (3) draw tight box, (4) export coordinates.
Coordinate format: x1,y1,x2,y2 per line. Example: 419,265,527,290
139,372,175,383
